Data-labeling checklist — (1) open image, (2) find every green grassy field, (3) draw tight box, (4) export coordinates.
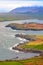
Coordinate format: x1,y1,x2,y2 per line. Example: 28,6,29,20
0,61,24,65
19,44,43,50
0,56,43,65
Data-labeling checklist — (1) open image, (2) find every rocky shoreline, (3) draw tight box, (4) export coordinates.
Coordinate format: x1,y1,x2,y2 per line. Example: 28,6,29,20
15,34,36,41
11,34,43,54
12,47,43,54
12,43,43,54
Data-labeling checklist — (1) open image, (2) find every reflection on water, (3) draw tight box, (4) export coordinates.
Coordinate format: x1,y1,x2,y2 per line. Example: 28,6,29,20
0,19,43,60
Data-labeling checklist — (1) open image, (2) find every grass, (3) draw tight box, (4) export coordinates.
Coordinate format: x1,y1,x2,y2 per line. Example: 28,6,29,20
20,35,43,50
0,56,43,65
19,56,43,65
20,44,43,50
26,39,43,45
0,61,24,65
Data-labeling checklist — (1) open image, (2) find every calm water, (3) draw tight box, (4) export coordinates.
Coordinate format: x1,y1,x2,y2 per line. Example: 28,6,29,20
0,19,43,60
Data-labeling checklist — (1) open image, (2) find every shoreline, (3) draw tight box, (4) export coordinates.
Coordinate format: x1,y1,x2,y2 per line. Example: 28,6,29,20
12,34,43,54
0,34,43,61
12,44,43,54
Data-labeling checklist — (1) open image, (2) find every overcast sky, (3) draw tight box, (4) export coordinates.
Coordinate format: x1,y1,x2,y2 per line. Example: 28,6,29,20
0,0,43,12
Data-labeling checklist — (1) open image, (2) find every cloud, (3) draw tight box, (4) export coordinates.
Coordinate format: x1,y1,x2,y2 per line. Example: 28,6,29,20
0,0,43,1
0,1,43,12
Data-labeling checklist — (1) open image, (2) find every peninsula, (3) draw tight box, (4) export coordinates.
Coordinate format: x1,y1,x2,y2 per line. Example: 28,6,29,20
12,34,43,53
6,22,43,30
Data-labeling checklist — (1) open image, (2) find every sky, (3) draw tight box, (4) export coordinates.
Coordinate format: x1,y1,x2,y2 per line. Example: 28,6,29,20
0,0,43,12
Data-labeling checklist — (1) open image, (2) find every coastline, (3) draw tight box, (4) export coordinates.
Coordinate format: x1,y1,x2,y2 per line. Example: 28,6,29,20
12,43,43,54
11,34,43,54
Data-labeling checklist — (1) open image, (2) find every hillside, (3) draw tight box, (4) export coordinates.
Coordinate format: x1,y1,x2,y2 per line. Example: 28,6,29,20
10,6,43,14
0,6,43,21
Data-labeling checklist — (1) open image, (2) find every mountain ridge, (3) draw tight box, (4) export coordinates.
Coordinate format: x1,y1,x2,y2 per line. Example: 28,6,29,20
9,6,43,14
0,6,43,21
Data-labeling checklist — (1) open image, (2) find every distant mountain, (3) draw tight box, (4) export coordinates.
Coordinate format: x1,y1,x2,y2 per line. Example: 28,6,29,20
0,6,43,21
10,6,43,14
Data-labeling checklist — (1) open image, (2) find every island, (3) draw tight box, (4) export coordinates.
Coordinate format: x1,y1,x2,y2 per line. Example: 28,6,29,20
6,22,43,30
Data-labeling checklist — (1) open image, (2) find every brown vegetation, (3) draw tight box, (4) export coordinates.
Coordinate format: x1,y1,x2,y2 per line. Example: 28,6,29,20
6,22,43,30
19,56,43,65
